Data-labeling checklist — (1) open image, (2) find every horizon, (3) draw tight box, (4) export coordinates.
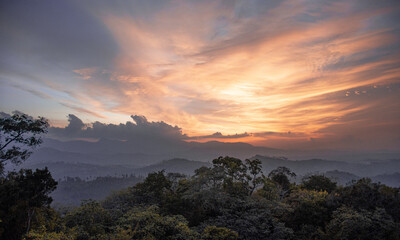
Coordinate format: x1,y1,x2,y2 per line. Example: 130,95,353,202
1,0,400,152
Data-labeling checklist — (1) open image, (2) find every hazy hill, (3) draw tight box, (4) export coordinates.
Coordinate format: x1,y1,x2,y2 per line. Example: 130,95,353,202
51,175,143,206
253,155,400,177
17,161,137,180
40,138,400,166
14,158,211,180
372,172,400,187
28,147,162,167
13,148,400,182
134,158,211,176
324,170,360,186
40,138,282,164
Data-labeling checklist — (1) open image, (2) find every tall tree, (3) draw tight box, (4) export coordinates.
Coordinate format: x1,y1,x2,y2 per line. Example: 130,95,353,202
0,112,48,173
0,168,57,240
302,175,337,193
0,112,54,240
245,158,264,195
268,167,296,200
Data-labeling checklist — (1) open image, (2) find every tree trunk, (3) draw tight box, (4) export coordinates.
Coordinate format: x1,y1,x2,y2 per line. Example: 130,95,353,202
26,208,34,235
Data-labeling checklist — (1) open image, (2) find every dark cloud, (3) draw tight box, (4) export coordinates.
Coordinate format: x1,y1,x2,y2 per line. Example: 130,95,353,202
189,132,251,140
64,114,85,134
253,131,306,138
49,114,252,143
49,114,187,142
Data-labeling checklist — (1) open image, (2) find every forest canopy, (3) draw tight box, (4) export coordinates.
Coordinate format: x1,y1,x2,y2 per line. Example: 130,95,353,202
1,156,399,240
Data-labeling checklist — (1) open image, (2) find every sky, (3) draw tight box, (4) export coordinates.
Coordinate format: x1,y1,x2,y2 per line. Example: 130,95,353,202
1,0,400,151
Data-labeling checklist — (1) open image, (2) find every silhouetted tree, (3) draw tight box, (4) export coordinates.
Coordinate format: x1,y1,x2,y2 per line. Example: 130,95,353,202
0,168,57,240
0,112,48,174
302,175,337,193
245,158,264,195
268,166,296,199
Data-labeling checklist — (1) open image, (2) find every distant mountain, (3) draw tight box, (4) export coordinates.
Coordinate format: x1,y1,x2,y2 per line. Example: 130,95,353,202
31,138,282,168
252,155,400,177
323,170,400,188
16,161,137,180
12,137,400,184
134,158,211,176
41,138,400,167
27,146,168,167
372,172,400,188
51,175,143,206
14,157,210,180
324,170,360,186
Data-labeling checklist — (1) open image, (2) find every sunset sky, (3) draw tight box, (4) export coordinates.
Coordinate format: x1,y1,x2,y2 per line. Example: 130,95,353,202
1,0,399,150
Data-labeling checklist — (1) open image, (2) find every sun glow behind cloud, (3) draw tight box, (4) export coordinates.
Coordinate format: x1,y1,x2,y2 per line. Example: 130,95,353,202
1,0,399,150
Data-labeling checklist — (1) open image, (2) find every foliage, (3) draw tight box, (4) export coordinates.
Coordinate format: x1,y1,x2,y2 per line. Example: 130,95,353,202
325,206,400,240
0,112,49,173
23,228,77,240
256,178,281,201
283,189,330,237
202,226,238,240
0,168,57,240
2,148,400,240
81,158,399,239
302,175,337,193
245,158,264,195
329,178,400,221
64,200,113,240
268,166,296,200
118,205,198,240
198,198,293,240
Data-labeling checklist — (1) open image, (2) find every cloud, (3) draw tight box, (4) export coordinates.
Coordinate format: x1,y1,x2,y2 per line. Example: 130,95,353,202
253,131,307,138
49,113,252,143
49,114,188,142
59,103,107,119
64,114,86,134
189,132,251,140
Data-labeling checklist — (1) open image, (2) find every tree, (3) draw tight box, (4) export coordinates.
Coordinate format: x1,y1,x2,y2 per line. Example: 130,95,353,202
198,199,293,240
0,168,57,240
212,156,248,195
132,170,173,205
302,175,337,193
325,207,399,240
0,112,49,173
64,200,113,239
284,189,330,238
245,158,264,195
329,178,400,222
211,156,261,196
268,167,296,199
118,205,198,240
